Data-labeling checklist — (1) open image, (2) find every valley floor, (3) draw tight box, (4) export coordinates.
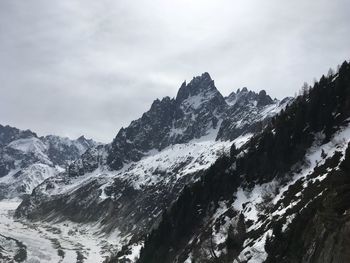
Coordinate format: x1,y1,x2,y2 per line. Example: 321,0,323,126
0,200,118,263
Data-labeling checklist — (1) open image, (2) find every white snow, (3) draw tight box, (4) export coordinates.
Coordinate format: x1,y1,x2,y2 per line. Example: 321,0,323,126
8,137,47,155
0,163,62,198
233,133,253,149
124,243,143,261
184,253,193,263
0,199,122,263
235,230,272,263
0,134,98,200
272,124,350,207
233,181,278,224
113,139,232,190
7,137,52,164
180,90,217,112
213,123,350,263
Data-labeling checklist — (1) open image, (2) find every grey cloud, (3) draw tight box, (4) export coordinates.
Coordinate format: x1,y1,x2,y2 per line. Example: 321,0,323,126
0,0,349,142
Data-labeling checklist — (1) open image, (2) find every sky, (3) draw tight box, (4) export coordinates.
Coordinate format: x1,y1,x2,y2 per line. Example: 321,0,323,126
0,0,349,142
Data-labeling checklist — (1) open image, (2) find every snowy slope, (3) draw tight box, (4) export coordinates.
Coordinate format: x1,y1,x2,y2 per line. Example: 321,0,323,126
145,122,350,263
14,133,253,263
0,164,63,199
0,200,120,263
212,124,350,263
0,125,98,199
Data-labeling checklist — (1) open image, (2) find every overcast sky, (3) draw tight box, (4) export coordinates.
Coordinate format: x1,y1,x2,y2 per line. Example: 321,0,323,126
0,0,349,142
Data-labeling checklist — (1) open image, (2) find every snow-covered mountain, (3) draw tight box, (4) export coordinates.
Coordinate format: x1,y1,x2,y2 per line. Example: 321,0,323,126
3,60,349,263
137,61,350,263
0,124,98,199
106,73,287,171
14,73,291,262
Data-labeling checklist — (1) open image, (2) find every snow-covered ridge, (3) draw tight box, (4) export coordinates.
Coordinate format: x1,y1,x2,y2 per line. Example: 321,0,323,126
0,124,98,199
113,139,232,191
8,137,47,156
32,132,251,199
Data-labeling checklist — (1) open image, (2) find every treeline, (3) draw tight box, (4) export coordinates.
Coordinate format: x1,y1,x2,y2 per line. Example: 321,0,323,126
136,60,350,263
264,143,350,262
241,60,350,183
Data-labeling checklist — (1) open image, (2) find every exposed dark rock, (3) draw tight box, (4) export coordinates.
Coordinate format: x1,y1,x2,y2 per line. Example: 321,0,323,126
107,73,288,170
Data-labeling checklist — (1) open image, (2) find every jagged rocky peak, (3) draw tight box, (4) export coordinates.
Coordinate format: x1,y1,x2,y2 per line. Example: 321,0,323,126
257,89,274,106
106,73,288,170
0,124,37,146
175,72,225,106
107,73,227,170
76,135,98,149
106,96,179,170
225,90,237,105
77,135,87,142
149,96,176,112
41,134,98,167
225,86,274,107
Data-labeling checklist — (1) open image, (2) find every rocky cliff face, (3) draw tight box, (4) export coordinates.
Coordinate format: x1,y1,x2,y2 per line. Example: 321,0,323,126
0,124,98,199
105,73,289,170
106,73,227,170
218,88,284,141
15,72,290,260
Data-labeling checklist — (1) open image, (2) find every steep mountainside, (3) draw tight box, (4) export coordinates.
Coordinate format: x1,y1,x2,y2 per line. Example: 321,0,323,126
0,124,98,199
15,73,291,261
69,73,289,177
137,60,350,263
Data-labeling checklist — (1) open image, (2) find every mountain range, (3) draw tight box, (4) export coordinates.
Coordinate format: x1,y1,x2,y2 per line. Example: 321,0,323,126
5,73,289,262
0,125,98,200
1,60,350,263
137,60,350,263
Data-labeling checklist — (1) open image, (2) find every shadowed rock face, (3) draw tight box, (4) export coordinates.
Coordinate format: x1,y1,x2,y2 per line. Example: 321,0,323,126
299,199,350,263
217,88,283,141
257,90,274,106
175,72,223,104
0,124,37,147
106,72,288,170
263,146,350,263
106,73,228,170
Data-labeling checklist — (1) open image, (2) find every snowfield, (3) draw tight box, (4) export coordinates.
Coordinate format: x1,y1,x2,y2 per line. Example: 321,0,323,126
0,200,121,263
0,164,64,199
112,138,233,191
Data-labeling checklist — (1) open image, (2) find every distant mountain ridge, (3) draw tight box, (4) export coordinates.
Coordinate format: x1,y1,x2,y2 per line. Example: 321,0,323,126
0,124,98,199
